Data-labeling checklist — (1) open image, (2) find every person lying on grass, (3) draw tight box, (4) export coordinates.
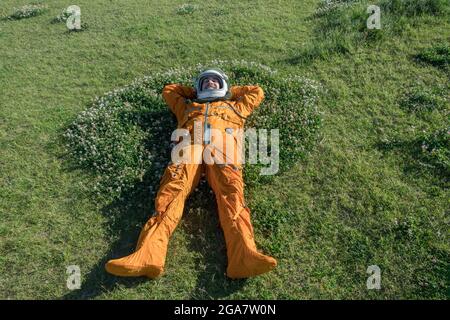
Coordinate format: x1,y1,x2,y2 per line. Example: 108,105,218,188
106,68,277,279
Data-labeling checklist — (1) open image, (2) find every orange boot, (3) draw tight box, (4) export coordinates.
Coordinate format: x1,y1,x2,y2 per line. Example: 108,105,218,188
206,164,277,279
105,161,202,278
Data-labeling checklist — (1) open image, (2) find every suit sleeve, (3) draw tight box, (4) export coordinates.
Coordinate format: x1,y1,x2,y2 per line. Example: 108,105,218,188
230,85,265,118
162,84,196,122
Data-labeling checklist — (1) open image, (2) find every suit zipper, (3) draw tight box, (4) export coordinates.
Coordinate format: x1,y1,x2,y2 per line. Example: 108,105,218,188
204,102,210,144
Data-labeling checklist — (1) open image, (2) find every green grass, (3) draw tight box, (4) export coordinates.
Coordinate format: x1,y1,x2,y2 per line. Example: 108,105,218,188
0,0,449,299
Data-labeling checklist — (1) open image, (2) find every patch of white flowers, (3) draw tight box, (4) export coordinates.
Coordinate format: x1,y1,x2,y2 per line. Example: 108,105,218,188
314,0,361,17
64,60,322,200
8,3,48,20
176,3,198,15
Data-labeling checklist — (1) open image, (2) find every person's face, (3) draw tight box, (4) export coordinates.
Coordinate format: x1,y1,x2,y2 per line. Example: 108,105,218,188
201,76,220,90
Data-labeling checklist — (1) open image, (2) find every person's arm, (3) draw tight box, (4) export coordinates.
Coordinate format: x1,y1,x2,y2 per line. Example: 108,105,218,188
162,84,196,122
230,85,265,118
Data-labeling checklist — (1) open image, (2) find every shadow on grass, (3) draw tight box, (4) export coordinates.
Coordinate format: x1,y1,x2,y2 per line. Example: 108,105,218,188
280,41,352,66
375,137,449,184
182,180,248,299
413,43,450,73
